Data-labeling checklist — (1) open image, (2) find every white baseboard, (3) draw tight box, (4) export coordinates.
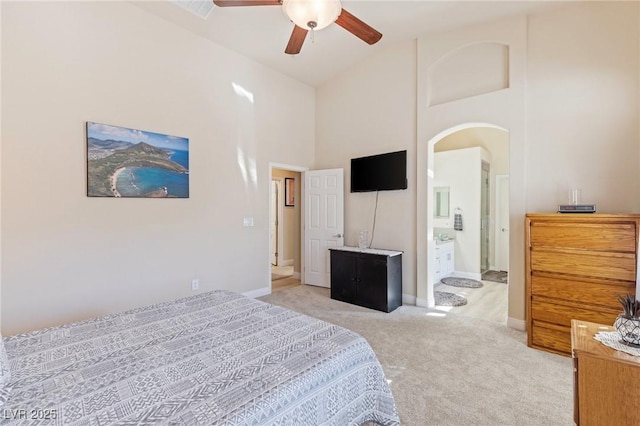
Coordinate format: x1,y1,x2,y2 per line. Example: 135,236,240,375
281,259,294,267
293,272,301,279
507,317,526,331
243,287,271,299
402,294,416,305
416,297,433,308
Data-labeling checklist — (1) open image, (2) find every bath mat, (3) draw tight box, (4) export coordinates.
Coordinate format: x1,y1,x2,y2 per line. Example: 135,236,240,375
434,291,468,307
481,270,508,284
441,277,484,288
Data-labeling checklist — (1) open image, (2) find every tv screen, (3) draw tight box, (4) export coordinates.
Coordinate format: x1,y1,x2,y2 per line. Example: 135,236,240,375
351,150,407,192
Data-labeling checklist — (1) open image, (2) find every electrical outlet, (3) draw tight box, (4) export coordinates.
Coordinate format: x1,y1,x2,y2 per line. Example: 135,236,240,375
191,279,199,291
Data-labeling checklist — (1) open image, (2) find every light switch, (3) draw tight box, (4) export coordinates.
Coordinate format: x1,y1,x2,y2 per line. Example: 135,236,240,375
243,217,254,227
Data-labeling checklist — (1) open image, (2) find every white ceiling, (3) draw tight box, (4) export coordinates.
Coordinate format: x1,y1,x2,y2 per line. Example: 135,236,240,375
133,1,566,87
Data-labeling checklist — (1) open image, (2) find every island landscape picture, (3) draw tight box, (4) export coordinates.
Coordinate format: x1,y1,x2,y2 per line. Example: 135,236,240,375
87,122,189,198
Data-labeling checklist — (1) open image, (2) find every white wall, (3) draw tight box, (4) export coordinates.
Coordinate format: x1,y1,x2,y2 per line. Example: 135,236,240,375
315,40,417,301
417,14,528,316
1,1,315,335
420,3,639,326
316,2,639,327
526,2,640,212
421,2,639,325
3,1,638,335
434,147,490,277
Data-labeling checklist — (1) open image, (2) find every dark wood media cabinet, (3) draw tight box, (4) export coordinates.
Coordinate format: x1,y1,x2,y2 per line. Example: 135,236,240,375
329,246,402,313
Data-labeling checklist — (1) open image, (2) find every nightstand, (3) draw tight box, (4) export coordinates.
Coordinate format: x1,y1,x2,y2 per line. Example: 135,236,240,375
571,319,640,425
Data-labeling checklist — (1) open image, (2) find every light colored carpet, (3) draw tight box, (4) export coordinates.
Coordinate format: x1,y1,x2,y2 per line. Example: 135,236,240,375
434,280,507,323
259,285,573,426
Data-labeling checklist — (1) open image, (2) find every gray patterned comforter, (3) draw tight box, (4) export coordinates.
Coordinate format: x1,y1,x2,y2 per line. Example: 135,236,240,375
2,290,399,425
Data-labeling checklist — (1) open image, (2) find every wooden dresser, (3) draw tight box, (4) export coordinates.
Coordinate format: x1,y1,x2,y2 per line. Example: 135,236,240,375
571,320,640,425
525,213,639,356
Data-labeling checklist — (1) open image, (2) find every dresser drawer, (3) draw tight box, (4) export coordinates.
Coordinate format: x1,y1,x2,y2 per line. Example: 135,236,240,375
531,321,571,355
526,214,640,357
531,297,620,327
529,222,636,252
530,249,636,281
531,273,635,310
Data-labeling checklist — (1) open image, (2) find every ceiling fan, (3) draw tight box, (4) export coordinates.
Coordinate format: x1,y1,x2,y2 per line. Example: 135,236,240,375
212,0,383,55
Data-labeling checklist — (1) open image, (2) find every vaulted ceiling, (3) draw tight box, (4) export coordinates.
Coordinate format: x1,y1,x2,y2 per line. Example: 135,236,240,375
133,1,566,86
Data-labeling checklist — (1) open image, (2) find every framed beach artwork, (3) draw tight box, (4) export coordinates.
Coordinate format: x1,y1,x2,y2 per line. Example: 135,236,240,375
86,122,189,198
285,177,295,207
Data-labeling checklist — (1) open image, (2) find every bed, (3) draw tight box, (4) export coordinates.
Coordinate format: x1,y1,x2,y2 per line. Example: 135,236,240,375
0,290,399,425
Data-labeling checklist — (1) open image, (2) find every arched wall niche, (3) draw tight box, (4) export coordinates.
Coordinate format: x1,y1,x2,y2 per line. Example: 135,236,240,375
428,42,510,106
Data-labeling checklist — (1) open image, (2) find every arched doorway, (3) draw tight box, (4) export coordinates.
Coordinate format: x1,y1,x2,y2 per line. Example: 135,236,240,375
428,125,510,322
416,122,521,322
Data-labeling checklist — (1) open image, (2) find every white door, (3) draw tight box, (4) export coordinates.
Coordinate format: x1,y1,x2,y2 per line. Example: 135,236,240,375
304,169,344,287
496,175,510,272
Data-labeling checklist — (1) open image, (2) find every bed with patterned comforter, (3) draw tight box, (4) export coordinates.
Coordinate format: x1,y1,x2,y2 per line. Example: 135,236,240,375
0,290,399,425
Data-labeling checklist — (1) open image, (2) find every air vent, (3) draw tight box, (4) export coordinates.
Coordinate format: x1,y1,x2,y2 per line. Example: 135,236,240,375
171,0,214,20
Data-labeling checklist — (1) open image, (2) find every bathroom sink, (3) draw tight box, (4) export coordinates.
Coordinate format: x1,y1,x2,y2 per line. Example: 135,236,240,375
436,238,453,244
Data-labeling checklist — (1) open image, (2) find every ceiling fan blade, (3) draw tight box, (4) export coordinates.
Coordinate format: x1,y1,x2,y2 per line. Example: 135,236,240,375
335,8,382,45
285,25,308,55
213,0,281,7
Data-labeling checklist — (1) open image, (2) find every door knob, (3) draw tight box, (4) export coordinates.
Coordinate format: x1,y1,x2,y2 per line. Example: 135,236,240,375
333,233,343,238
501,228,509,232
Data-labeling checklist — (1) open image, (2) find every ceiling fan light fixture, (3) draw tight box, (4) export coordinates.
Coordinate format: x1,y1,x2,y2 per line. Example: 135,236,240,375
282,0,342,31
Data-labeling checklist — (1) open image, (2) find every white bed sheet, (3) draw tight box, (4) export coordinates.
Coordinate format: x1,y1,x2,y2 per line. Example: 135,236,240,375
2,290,399,425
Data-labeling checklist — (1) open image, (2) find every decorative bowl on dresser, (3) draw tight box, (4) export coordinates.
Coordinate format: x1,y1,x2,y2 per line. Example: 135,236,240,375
525,213,639,356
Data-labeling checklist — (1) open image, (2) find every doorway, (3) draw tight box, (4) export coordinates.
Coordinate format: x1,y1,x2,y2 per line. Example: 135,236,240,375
269,165,304,292
429,126,509,323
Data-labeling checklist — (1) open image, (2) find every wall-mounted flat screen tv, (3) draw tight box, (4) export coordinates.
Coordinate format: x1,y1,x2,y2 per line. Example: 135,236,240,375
351,150,408,192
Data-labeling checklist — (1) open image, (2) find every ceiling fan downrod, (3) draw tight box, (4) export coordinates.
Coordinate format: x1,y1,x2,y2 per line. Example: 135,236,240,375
283,0,342,31
307,20,317,43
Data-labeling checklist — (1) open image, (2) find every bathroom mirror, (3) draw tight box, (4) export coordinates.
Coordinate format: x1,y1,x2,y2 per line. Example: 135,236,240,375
434,187,450,218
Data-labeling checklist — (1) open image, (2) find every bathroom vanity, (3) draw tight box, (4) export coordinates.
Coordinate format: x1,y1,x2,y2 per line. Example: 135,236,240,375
434,240,455,283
